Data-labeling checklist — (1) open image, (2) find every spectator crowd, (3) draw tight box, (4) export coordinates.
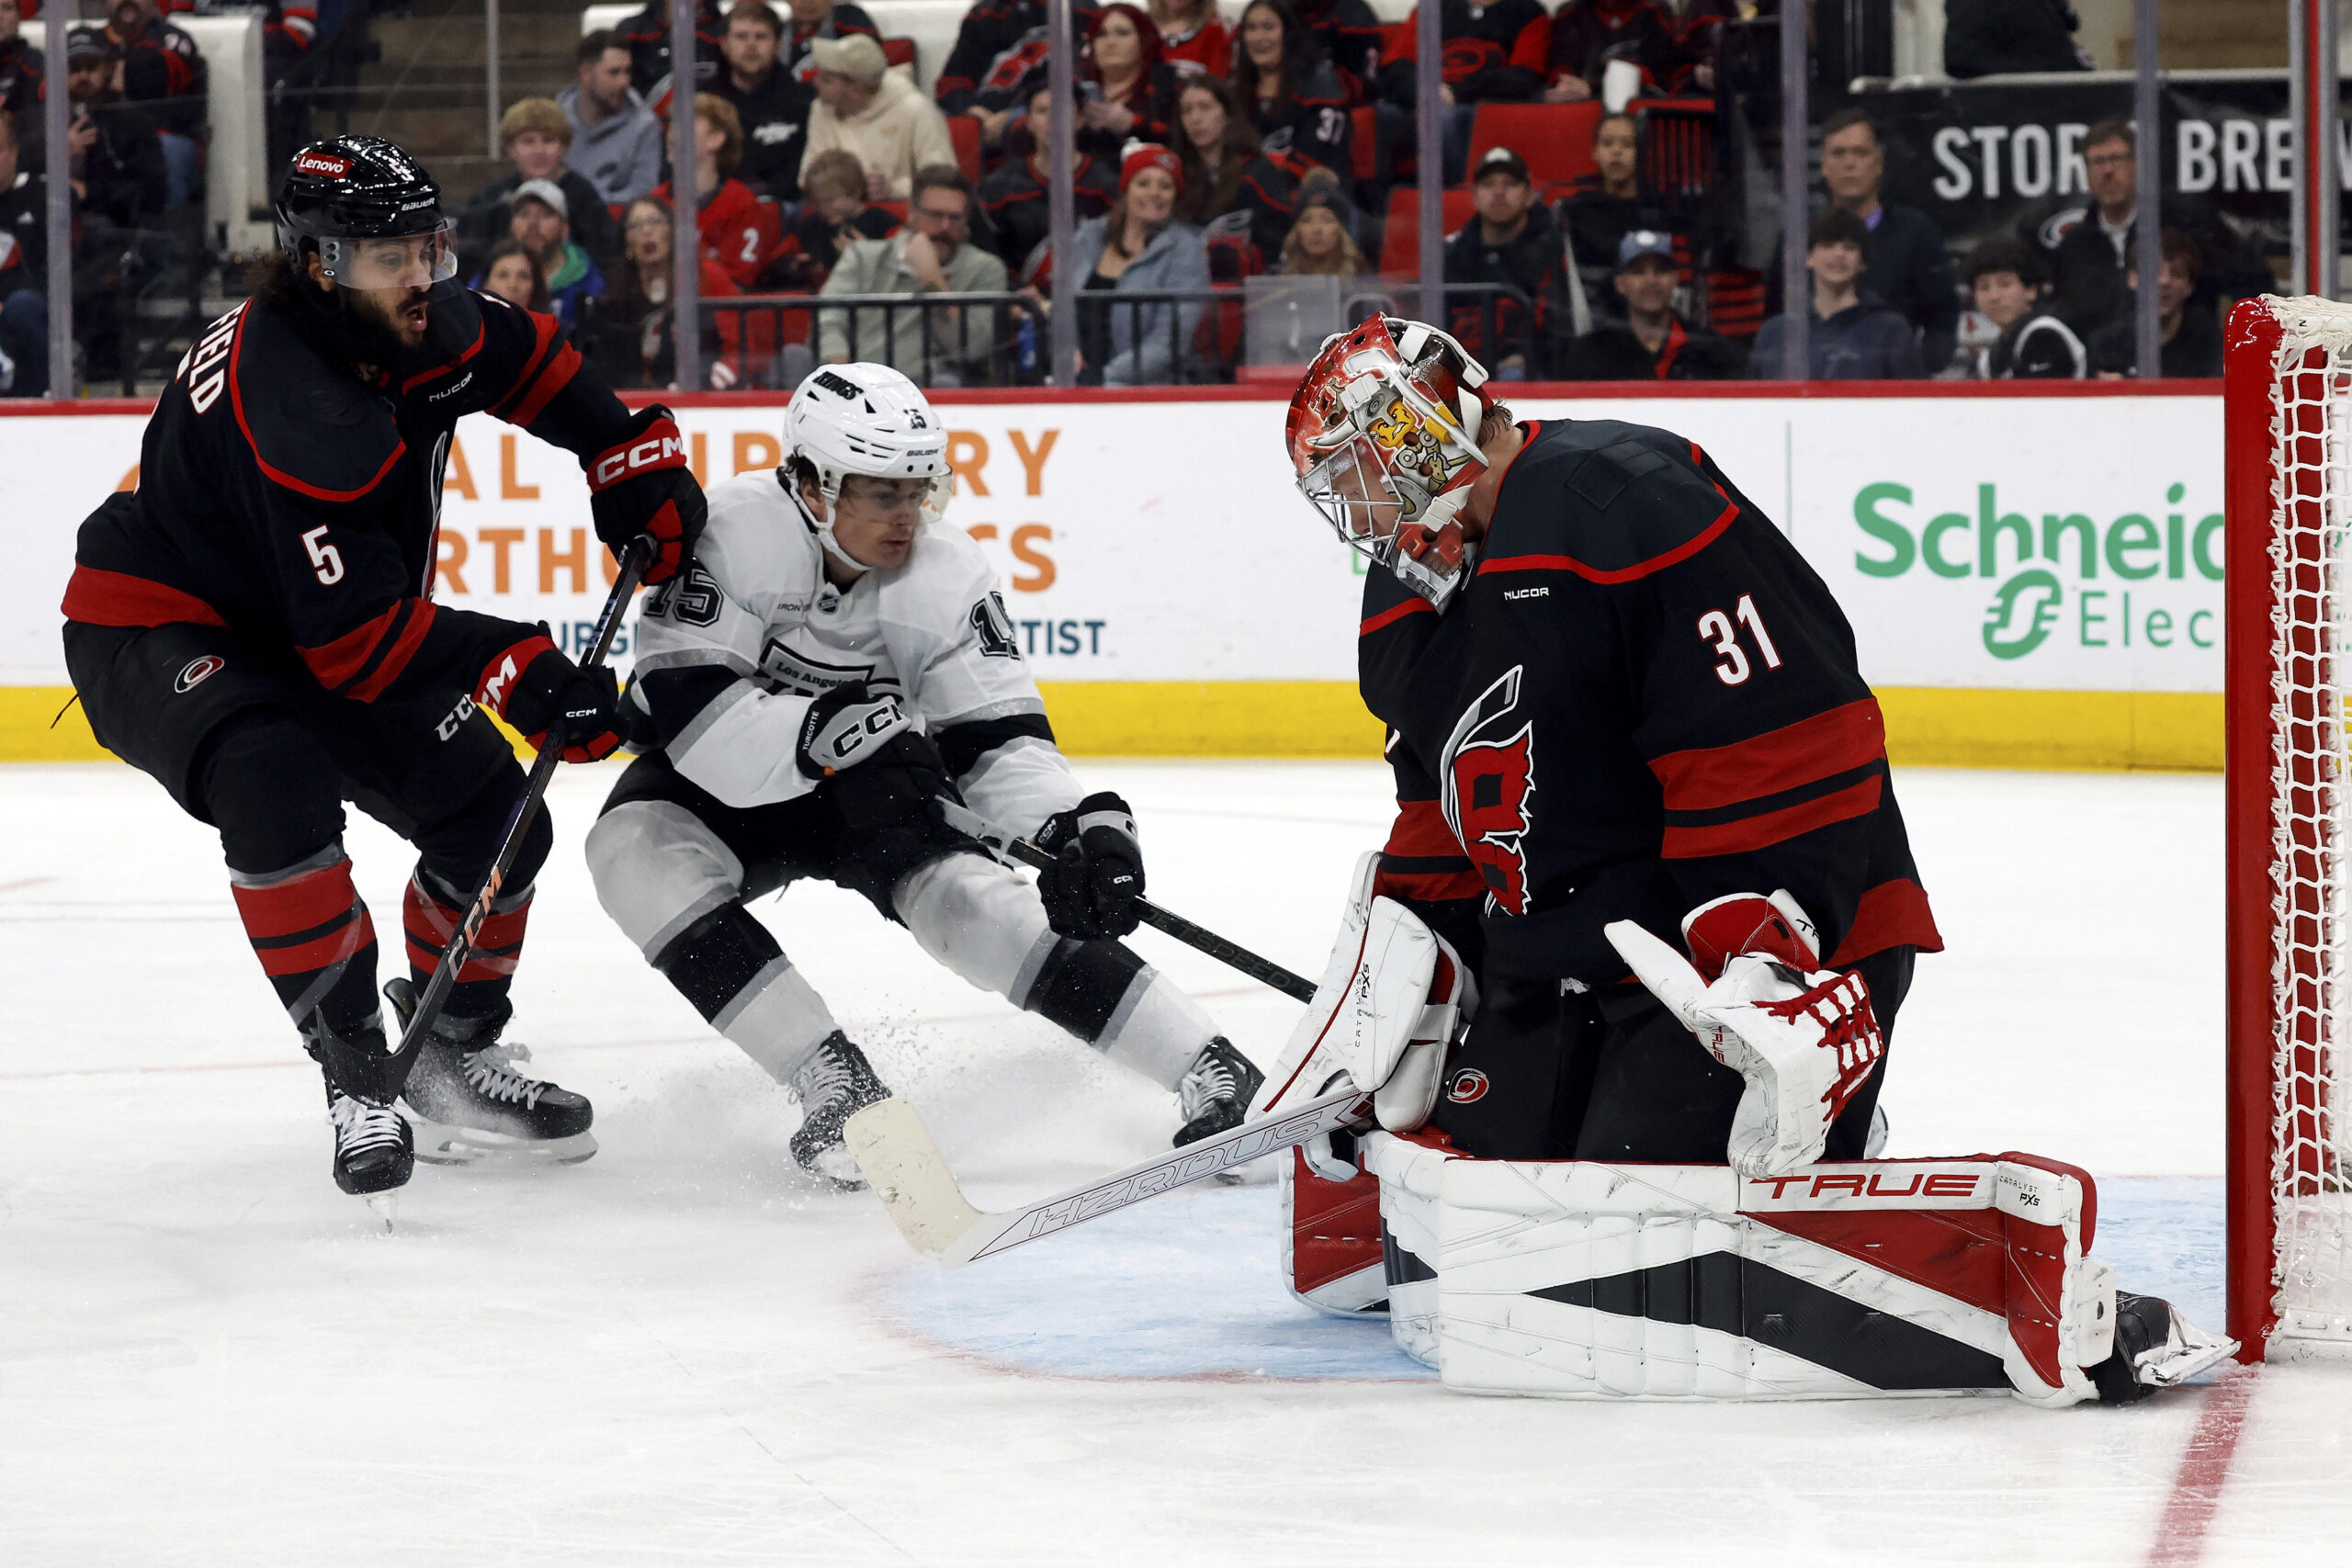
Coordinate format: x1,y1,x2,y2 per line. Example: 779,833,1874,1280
0,0,2289,395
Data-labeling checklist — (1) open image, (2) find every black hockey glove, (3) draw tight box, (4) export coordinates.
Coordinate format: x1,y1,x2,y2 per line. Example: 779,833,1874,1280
586,404,706,585
798,683,967,890
501,646,624,763
1034,791,1145,940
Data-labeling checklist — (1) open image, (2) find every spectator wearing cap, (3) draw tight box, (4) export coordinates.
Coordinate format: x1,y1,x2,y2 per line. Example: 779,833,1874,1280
819,163,1008,385
978,82,1116,276
104,0,205,210
0,0,42,157
1442,145,1570,379
1749,207,1924,380
1560,230,1741,379
761,144,898,289
489,178,606,333
800,32,955,200
64,25,165,231
1962,236,2083,379
1277,180,1364,278
652,93,784,288
780,0,880,80
1067,140,1210,385
714,2,816,202
1767,107,1958,371
459,98,623,280
0,105,48,395
2088,229,2223,380
562,28,664,207
1172,74,1296,277
1557,111,1677,319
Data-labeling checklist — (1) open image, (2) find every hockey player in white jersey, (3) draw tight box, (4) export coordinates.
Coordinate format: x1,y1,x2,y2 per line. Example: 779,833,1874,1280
585,365,1262,1185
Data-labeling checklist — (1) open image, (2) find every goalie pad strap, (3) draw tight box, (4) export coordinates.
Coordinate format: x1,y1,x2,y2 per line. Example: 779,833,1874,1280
1358,1139,2112,1406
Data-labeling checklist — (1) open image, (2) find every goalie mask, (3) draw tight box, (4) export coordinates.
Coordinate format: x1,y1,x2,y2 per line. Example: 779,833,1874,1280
1286,317,1495,611
782,363,955,571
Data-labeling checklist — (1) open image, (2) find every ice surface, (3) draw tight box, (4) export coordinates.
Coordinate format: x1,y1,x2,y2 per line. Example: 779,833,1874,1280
4,761,2347,1565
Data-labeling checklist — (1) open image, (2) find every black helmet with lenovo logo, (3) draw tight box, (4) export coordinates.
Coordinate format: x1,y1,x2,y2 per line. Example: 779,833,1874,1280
274,135,457,289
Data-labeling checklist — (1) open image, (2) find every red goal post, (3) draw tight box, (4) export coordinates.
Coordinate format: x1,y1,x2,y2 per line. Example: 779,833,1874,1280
2225,294,2352,1361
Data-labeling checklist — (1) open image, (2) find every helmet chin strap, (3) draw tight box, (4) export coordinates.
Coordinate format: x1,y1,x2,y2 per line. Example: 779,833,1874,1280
785,475,876,576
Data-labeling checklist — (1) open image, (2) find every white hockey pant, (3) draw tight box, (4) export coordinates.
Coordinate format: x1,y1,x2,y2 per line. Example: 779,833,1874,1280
585,802,1216,1089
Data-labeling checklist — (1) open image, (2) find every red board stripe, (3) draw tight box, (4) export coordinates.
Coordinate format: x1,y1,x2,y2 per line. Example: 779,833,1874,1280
1650,698,1887,813
1660,774,1883,859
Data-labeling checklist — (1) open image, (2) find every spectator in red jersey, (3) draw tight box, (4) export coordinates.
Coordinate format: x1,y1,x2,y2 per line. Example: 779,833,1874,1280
1171,73,1295,276
1380,0,1546,181
717,1,815,201
585,194,745,389
1228,0,1351,176
1295,0,1382,105
616,0,725,106
104,0,204,209
977,82,1116,275
1150,0,1229,78
780,0,878,80
0,0,46,156
656,92,783,288
1544,0,1682,103
758,145,896,289
1080,4,1180,157
457,97,623,280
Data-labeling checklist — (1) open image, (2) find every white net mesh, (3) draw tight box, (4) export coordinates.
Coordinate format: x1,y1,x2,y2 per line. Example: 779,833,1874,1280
2265,302,2352,1347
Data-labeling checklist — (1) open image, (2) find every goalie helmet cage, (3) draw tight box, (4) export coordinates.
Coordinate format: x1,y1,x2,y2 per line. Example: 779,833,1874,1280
2225,294,2352,1361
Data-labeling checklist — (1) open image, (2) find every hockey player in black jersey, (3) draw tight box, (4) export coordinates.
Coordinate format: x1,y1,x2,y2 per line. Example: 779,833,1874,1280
1260,317,2233,1404
59,136,707,1211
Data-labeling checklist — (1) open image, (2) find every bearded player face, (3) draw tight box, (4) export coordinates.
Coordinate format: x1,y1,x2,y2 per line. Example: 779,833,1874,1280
307,229,448,347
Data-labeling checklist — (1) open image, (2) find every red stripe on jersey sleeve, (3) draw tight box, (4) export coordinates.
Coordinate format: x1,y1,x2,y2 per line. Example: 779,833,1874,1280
1660,774,1883,860
341,600,438,702
1826,876,1946,965
1384,797,1463,859
489,310,562,419
1374,867,1487,903
60,565,228,628
1360,598,1434,637
401,317,487,393
1479,496,1738,584
1648,698,1887,813
299,599,436,697
507,342,584,430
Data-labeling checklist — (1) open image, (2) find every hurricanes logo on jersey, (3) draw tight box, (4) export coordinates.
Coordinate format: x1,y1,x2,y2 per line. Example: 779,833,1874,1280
1440,665,1534,917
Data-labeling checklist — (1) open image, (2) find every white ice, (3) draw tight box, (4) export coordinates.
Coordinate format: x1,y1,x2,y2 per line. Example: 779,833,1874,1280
3,761,2347,1566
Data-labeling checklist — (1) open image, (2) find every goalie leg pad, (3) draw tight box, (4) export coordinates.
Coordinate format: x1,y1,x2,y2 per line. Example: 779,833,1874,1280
1281,1147,1389,1316
1359,1150,2117,1404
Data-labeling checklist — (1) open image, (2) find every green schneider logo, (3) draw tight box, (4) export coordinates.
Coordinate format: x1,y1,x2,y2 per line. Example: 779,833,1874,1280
1853,482,2222,660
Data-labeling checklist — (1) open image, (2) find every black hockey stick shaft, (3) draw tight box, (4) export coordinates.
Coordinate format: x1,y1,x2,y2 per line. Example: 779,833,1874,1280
995,835,1316,1003
394,534,654,1056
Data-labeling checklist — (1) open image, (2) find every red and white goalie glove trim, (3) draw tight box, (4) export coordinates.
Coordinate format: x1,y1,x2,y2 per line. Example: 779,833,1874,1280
1607,916,1883,1177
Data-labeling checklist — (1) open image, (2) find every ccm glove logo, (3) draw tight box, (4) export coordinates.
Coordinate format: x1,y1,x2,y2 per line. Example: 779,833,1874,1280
795,684,910,778
589,429,689,490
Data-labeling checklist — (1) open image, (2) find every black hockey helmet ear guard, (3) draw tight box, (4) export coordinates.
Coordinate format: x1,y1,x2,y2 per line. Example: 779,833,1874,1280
275,136,458,289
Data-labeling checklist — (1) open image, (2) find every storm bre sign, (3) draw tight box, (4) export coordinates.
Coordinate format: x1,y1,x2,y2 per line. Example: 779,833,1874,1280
1849,479,2222,665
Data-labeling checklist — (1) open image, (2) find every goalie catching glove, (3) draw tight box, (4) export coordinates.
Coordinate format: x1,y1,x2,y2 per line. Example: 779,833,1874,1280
1253,852,1474,1158
1606,891,1883,1179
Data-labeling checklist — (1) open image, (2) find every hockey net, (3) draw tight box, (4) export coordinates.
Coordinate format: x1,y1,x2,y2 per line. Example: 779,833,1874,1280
2226,295,2352,1359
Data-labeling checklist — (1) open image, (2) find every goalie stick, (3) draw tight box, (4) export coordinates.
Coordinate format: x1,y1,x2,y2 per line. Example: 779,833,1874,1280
390,533,653,1058
845,1084,1373,1265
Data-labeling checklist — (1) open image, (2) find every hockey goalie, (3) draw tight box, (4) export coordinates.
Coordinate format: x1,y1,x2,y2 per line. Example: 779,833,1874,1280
1258,317,2233,1406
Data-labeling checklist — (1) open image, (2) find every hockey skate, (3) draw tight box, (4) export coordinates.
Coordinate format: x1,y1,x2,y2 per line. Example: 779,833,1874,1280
2090,1292,2240,1404
1175,1037,1264,1147
790,1032,892,1190
327,1086,413,1230
384,981,596,1166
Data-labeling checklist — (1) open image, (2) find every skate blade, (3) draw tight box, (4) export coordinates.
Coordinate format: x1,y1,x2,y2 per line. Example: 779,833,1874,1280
364,1192,399,1231
402,1118,598,1168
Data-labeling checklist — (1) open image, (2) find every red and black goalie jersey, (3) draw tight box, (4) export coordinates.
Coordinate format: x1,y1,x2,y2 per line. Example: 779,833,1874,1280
62,285,639,708
1359,418,1942,992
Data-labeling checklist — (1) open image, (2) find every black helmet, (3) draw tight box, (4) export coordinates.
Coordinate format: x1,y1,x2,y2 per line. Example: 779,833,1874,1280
275,136,456,288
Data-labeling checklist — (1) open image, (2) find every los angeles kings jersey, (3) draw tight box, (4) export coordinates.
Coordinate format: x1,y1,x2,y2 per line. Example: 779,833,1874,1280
62,285,639,706
1360,418,1942,993
627,468,1084,830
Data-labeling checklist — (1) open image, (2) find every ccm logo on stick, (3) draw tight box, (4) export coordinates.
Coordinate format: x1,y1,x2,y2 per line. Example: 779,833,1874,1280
592,434,687,488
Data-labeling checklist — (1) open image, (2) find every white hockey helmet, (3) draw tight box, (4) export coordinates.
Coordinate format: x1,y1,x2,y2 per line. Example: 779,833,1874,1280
783,363,954,570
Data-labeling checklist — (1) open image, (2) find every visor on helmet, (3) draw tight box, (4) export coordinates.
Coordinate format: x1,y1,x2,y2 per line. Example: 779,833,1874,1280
316,219,458,289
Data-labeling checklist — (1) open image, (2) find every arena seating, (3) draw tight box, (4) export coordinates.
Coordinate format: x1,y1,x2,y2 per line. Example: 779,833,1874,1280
174,14,274,255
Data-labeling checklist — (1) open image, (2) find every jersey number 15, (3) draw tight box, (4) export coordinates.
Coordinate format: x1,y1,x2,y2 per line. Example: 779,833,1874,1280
1697,594,1781,686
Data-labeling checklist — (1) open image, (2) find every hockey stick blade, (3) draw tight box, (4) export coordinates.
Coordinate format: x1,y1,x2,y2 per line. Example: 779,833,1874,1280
845,1085,1374,1267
